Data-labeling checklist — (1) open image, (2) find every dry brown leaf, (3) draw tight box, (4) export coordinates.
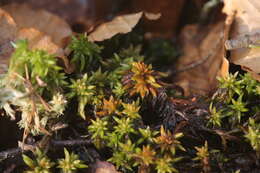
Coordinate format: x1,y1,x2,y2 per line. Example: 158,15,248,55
175,22,224,96
0,4,73,74
17,28,72,73
17,28,64,57
0,8,17,74
88,12,143,42
13,0,88,26
223,0,260,80
91,160,121,173
3,3,72,47
218,57,229,79
2,0,94,32
144,12,161,20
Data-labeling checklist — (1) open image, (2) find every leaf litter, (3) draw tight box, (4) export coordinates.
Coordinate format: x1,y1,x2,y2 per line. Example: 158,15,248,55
174,22,225,96
0,1,260,173
223,0,260,81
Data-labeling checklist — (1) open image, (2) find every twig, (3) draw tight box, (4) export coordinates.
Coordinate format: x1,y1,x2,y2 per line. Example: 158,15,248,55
51,139,92,146
173,53,214,74
0,139,92,161
172,33,223,74
225,33,260,50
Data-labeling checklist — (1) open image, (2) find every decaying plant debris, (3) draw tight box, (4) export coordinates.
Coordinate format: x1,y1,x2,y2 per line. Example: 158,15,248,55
223,0,260,81
0,1,260,173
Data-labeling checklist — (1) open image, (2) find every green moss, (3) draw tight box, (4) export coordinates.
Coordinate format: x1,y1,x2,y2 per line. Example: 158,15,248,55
2,32,260,173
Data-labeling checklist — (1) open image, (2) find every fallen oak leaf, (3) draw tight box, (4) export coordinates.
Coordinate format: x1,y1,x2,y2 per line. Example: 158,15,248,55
5,0,91,31
2,3,72,47
17,28,64,57
1,4,73,73
16,28,72,73
88,12,143,42
88,11,163,42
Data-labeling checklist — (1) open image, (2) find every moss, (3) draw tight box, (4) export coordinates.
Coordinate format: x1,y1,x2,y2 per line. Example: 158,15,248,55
1,33,260,173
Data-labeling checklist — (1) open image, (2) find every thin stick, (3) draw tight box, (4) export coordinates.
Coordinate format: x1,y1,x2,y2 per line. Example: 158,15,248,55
225,33,260,50
0,139,92,161
51,139,92,146
173,33,223,74
173,52,214,74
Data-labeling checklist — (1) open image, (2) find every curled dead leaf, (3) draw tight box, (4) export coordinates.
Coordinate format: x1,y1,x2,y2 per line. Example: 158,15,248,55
223,0,260,80
88,12,143,42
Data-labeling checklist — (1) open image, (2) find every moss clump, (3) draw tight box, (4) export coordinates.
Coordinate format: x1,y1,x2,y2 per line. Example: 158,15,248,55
1,33,260,173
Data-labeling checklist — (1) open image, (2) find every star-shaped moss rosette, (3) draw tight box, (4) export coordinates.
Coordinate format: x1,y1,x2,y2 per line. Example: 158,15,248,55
123,62,165,98
154,126,185,154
